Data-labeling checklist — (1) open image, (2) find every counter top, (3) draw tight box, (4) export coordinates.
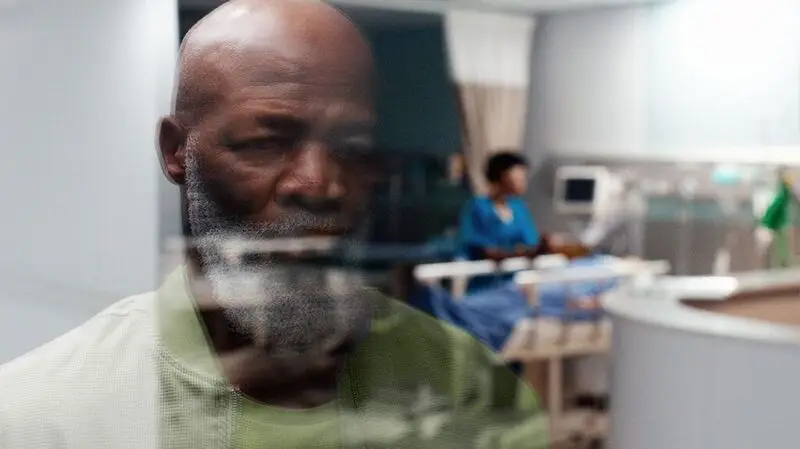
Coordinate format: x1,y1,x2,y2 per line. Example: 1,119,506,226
603,268,800,346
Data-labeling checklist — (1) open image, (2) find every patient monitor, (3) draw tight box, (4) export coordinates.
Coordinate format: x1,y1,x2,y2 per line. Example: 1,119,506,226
554,166,619,216
554,166,639,252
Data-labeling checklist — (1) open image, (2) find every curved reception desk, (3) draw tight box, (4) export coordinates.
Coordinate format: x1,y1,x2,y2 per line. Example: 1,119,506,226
604,270,800,449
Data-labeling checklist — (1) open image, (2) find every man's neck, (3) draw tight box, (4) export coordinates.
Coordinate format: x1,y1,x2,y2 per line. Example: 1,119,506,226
185,251,345,409
210,335,345,409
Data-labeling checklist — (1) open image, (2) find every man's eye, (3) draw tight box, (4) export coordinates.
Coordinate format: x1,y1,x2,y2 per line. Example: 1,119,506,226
337,143,373,161
338,144,383,171
231,136,292,151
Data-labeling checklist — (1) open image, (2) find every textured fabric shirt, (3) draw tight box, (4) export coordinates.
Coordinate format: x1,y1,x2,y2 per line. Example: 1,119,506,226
0,267,547,448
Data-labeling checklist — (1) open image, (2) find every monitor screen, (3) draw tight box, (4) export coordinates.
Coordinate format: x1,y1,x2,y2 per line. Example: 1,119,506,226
563,178,596,202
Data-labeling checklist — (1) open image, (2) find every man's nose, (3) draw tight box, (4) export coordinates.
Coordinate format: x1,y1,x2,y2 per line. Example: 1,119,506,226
276,146,344,213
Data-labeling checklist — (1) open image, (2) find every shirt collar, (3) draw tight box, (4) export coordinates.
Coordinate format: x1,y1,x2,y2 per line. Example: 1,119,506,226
157,266,225,382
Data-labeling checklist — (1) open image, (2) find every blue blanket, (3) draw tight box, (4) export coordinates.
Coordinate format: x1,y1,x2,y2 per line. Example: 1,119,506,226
408,258,616,352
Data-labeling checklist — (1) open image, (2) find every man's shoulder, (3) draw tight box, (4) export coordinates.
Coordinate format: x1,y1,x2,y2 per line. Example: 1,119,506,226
0,291,158,401
0,292,161,448
376,296,500,365
366,296,545,439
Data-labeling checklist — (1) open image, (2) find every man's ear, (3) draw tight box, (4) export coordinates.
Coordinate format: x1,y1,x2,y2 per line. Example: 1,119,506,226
157,116,187,185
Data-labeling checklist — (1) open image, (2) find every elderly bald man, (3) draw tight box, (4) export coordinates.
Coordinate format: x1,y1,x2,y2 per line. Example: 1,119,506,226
0,1,546,448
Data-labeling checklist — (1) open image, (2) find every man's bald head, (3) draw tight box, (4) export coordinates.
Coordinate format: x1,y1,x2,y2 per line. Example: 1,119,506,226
173,0,375,126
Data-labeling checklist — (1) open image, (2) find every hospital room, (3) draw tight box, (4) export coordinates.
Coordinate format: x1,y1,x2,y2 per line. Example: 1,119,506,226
1,0,800,448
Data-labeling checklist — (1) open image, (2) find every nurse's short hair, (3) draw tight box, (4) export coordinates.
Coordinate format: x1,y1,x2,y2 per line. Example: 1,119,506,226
485,151,528,183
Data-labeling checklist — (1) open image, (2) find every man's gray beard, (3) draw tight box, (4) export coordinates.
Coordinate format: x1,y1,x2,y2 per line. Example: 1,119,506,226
185,155,372,355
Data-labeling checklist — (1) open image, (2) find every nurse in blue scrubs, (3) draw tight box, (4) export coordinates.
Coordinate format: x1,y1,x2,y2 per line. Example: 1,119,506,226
458,152,546,291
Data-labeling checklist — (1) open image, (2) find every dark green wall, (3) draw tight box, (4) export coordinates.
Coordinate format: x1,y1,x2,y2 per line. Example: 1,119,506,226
181,10,461,156
364,25,462,155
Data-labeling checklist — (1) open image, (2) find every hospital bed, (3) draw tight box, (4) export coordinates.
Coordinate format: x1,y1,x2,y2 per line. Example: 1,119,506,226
413,255,670,447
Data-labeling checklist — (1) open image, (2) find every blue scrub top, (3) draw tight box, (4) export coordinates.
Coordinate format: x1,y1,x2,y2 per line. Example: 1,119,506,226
457,196,540,292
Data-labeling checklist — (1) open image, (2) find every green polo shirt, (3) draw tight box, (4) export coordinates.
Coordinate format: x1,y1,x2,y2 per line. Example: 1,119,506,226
157,267,547,448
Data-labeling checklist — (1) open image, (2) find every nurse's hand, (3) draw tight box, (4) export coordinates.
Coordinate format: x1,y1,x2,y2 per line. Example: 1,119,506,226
548,234,566,247
483,248,509,262
485,247,536,260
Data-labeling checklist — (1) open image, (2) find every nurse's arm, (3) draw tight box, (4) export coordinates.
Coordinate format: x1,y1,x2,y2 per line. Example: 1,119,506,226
480,245,543,261
480,247,516,261
460,202,508,260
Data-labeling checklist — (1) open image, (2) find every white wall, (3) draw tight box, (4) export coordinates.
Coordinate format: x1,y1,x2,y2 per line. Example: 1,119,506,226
531,0,800,163
531,6,649,159
0,0,178,362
